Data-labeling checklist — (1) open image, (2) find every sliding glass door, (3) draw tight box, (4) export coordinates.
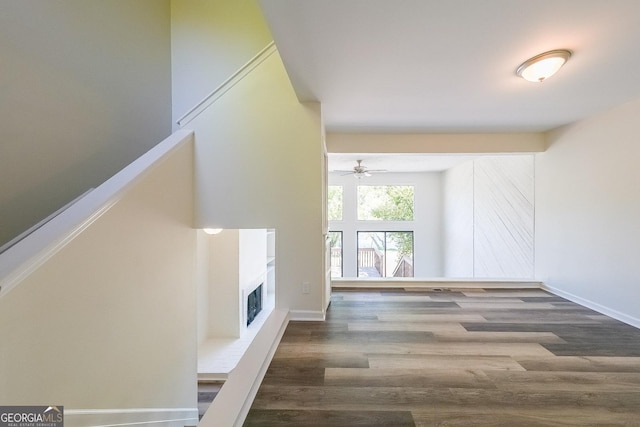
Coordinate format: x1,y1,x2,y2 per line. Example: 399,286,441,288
357,231,414,277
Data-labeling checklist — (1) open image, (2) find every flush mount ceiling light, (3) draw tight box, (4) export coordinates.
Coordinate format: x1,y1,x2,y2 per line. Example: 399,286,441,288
203,228,223,235
516,49,572,82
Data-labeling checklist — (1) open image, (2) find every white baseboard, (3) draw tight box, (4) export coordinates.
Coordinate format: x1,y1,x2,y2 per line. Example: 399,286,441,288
289,309,326,321
65,407,198,427
542,283,640,329
331,278,542,289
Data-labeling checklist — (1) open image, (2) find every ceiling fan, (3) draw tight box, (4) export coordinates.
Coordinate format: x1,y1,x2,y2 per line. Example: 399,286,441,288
334,160,387,178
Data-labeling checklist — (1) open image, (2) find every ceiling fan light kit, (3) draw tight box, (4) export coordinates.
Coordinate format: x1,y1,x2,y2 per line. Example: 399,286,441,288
516,49,571,82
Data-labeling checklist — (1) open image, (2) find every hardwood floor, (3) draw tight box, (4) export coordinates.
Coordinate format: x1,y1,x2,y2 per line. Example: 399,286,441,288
244,288,640,426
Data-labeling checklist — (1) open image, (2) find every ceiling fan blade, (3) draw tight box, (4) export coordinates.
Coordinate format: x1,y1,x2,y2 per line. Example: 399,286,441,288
331,162,387,176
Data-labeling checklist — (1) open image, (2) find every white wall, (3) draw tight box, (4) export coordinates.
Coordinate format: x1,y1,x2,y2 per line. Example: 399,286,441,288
329,172,443,277
443,161,474,277
208,229,242,337
238,229,268,290
206,229,267,338
173,0,324,323
196,230,210,345
443,155,535,278
536,98,640,326
0,137,198,425
178,47,325,318
0,0,172,247
171,0,272,124
173,0,276,339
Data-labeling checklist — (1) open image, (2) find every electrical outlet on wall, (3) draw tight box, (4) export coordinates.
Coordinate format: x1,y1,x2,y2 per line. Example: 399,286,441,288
302,282,311,294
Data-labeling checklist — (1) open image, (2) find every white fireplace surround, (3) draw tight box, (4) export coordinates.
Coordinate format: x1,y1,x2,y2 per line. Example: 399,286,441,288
198,228,275,381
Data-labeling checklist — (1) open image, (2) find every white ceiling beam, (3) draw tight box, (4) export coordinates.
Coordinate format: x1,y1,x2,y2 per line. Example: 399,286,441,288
326,133,546,154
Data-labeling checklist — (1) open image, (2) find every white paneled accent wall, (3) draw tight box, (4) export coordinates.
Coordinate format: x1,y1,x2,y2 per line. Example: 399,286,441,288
444,155,534,279
443,161,474,277
474,156,534,278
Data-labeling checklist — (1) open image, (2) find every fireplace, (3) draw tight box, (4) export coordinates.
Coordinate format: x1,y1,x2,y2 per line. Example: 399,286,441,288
246,283,263,326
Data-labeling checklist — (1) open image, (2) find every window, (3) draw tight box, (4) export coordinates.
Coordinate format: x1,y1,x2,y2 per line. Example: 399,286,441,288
328,231,343,278
357,231,414,277
357,185,414,221
328,186,343,221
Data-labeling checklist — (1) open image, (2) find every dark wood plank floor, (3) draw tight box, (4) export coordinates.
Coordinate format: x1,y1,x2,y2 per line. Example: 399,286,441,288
244,288,640,426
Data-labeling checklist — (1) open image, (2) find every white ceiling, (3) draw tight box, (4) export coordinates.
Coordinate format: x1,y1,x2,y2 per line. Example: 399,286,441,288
260,0,640,133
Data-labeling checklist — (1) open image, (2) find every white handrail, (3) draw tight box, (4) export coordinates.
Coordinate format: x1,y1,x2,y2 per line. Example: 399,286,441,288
0,189,94,256
176,41,277,128
0,129,194,299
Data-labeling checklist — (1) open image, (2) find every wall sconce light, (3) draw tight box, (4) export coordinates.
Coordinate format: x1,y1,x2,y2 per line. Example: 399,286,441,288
516,49,571,82
203,228,223,235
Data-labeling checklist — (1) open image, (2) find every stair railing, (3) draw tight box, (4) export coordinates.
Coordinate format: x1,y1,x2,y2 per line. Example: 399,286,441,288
176,41,276,128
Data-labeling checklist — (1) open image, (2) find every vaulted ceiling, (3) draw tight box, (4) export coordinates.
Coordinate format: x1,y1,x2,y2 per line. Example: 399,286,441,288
260,0,640,133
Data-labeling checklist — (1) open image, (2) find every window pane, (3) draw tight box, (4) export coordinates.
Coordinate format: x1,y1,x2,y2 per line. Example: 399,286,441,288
386,232,414,277
328,231,343,278
357,185,414,221
328,186,343,221
358,232,385,277
357,231,414,278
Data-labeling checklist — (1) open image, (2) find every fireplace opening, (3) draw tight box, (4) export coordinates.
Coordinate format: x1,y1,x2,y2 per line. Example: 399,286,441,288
247,283,263,326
